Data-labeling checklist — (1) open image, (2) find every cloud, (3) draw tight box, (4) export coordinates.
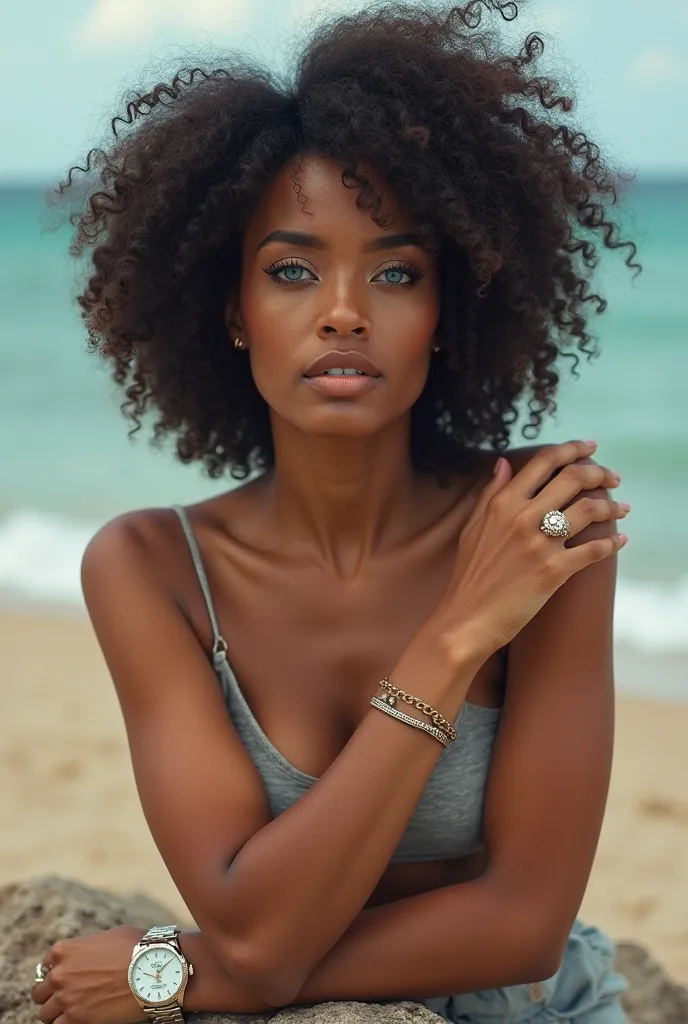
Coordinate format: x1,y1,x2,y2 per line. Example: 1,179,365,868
633,49,680,82
72,0,254,49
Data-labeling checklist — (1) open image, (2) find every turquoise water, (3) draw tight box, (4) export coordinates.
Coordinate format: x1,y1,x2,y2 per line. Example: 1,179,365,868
0,180,686,659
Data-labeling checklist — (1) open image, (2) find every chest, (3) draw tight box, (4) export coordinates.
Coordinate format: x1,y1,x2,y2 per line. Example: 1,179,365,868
186,538,505,780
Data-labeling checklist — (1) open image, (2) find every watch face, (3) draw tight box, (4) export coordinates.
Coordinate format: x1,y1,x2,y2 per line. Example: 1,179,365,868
129,946,185,1004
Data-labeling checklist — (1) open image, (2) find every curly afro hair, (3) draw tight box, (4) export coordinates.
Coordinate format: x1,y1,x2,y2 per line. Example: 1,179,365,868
53,0,640,482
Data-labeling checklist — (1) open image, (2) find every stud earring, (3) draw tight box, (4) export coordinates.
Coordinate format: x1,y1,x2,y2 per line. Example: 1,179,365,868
234,337,244,350
432,343,441,353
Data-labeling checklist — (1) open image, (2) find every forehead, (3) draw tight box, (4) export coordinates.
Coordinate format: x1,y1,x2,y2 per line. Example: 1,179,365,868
244,153,416,244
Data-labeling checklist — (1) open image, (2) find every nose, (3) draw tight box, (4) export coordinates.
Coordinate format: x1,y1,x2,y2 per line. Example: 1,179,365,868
315,284,371,340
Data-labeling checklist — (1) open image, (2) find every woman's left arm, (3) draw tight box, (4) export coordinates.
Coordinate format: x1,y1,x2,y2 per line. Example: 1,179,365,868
284,482,619,1004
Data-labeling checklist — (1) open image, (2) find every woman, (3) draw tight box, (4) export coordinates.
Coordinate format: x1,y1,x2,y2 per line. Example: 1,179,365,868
33,2,640,1022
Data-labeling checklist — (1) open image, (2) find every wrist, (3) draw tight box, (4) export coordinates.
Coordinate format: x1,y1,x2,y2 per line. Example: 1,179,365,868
417,614,493,675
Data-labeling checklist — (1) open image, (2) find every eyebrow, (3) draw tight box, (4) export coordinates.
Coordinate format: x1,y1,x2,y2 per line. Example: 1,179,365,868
255,229,425,253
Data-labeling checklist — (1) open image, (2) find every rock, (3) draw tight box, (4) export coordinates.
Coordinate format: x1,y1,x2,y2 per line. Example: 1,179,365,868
0,875,183,1024
1,876,687,1024
616,941,688,1024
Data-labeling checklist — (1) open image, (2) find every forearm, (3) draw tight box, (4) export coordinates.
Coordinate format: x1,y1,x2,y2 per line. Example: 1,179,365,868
212,628,485,999
290,877,553,1005
181,877,551,1012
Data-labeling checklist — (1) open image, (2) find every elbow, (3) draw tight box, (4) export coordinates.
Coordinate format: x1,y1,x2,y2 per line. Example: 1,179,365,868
515,927,568,986
219,937,303,1008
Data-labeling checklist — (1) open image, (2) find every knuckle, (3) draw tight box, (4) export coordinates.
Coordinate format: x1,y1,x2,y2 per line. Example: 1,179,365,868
487,492,505,517
589,538,612,560
585,484,610,502
563,463,585,485
539,555,561,582
51,939,68,960
49,966,65,989
578,496,597,518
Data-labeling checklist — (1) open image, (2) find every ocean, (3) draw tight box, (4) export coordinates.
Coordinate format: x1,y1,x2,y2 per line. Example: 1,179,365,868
0,180,686,695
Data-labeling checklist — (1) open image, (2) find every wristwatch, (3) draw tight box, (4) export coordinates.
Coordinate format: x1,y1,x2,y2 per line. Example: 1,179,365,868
127,925,194,1023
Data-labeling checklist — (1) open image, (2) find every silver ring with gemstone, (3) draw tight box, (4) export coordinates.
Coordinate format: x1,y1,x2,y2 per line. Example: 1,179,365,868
34,961,51,985
540,509,570,539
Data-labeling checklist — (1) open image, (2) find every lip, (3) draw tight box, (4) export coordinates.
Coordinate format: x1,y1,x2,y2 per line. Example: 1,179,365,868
304,374,381,398
303,349,381,378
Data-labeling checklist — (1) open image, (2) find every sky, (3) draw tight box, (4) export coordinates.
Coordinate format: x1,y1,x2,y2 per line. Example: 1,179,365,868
2,0,687,184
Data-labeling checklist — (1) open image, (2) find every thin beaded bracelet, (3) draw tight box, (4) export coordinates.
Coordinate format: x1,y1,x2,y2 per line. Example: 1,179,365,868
377,676,457,742
370,694,448,747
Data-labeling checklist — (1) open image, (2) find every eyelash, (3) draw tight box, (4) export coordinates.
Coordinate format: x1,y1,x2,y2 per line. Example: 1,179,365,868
262,257,425,286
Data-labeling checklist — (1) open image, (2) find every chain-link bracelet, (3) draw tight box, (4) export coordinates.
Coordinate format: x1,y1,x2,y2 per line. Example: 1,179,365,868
377,677,457,741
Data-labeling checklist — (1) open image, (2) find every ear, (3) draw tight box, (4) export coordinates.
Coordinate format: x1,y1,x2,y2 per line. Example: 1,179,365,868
223,290,244,338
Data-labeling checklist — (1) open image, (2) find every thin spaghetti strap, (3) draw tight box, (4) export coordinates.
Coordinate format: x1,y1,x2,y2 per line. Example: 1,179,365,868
171,505,228,656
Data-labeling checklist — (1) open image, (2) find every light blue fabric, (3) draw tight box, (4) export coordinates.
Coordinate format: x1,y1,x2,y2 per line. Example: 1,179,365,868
172,506,630,1022
420,920,628,1022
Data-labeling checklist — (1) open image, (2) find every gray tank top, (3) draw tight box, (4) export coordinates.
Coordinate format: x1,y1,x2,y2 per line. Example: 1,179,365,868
173,505,501,863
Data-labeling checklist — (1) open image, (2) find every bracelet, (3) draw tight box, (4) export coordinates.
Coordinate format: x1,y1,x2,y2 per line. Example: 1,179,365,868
370,695,449,747
378,677,457,741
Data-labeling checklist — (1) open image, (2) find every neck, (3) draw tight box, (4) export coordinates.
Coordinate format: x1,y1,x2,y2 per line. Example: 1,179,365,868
264,414,423,576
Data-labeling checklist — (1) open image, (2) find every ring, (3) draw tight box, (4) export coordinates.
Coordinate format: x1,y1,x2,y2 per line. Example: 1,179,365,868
540,509,570,538
34,961,51,985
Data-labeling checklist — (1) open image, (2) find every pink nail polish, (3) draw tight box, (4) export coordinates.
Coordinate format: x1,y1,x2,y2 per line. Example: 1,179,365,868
619,533,629,546
619,502,631,512
585,440,598,447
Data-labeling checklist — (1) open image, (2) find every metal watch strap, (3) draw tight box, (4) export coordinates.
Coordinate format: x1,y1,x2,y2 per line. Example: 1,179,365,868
140,925,182,948
140,926,185,1024
140,1006,184,1024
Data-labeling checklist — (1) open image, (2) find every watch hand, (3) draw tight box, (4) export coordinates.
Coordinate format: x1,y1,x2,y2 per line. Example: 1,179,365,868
159,958,175,971
142,972,159,980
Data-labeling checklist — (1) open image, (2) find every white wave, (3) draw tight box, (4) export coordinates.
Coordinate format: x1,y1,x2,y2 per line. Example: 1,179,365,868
0,508,101,607
613,576,688,653
0,509,687,654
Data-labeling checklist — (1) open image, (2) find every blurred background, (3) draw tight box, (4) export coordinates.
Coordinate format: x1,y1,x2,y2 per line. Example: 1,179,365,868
1,0,687,983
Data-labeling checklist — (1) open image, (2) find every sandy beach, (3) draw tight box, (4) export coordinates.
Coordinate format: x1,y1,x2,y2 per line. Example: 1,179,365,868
2,611,687,983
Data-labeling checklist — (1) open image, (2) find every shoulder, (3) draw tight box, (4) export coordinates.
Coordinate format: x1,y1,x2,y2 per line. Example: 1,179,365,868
81,507,178,580
478,443,615,544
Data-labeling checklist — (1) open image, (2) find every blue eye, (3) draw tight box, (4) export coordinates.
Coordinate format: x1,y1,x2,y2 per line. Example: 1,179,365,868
262,259,424,286
373,262,425,286
380,267,407,285
263,260,315,284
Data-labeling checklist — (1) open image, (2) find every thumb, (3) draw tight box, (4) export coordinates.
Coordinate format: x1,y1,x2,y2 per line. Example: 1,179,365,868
471,455,513,519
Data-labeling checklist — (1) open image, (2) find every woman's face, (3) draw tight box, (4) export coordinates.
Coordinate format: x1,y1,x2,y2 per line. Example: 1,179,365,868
232,153,440,441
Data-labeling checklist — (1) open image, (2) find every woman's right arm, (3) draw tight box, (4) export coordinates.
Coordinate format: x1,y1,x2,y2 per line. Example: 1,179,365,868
80,512,485,1007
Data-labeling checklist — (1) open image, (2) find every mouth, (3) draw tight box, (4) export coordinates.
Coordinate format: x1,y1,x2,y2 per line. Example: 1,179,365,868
304,368,377,378
302,372,381,397
303,349,381,378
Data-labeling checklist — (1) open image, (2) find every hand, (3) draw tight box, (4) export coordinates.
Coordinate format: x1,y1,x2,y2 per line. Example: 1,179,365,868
32,926,147,1024
429,440,629,661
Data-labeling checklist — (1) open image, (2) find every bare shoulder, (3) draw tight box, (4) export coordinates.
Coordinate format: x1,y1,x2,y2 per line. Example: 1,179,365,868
82,476,261,578
81,506,182,592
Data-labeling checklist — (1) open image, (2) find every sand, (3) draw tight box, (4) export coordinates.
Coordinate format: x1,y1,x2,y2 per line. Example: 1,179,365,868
2,611,687,982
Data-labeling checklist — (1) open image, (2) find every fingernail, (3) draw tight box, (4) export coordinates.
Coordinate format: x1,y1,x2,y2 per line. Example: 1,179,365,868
493,457,504,475
611,471,622,483
585,440,598,448
618,533,629,546
619,502,631,512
